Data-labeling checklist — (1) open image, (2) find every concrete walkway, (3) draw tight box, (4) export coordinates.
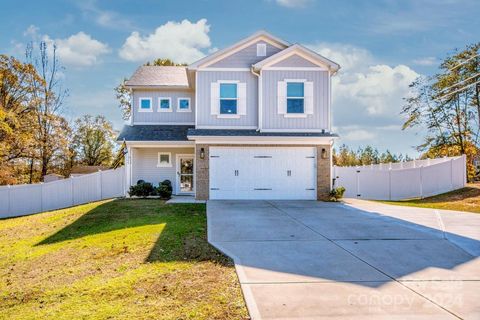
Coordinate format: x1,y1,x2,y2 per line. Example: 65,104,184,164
207,200,480,320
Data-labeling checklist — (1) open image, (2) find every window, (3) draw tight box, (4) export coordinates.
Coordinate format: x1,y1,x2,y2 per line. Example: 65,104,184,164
220,83,237,114
286,82,304,113
157,152,172,167
139,98,152,112
158,97,171,112
177,98,191,112
256,43,267,57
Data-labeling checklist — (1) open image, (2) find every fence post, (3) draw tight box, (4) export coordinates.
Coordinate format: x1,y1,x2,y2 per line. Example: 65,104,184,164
450,158,454,190
97,171,102,201
356,167,360,198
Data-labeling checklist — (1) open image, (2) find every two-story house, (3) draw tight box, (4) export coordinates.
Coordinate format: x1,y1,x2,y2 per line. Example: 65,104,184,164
117,31,340,200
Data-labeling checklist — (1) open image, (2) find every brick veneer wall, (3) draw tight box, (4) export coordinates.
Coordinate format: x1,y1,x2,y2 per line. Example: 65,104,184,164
194,144,332,201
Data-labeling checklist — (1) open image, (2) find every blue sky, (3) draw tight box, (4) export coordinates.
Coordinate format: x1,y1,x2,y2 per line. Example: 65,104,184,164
2,0,479,156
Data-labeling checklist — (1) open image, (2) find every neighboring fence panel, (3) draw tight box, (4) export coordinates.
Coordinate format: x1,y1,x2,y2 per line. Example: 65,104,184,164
0,167,125,219
334,155,467,200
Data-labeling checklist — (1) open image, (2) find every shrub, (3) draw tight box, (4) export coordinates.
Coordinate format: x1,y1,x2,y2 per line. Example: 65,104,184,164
329,186,346,202
136,179,145,185
129,181,154,197
157,180,173,199
161,179,173,193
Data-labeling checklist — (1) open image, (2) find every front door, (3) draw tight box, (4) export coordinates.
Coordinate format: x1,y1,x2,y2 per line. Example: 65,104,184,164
176,155,194,194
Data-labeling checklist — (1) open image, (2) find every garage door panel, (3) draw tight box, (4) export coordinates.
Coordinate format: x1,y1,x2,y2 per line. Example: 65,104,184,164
209,147,317,200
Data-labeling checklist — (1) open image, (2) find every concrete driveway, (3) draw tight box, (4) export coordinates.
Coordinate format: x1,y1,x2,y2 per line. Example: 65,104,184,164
207,200,480,320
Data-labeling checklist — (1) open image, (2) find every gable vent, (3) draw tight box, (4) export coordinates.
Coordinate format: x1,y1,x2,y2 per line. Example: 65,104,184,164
256,43,267,57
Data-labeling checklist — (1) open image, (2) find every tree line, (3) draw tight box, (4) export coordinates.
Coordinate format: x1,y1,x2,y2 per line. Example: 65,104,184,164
0,42,117,185
333,145,412,167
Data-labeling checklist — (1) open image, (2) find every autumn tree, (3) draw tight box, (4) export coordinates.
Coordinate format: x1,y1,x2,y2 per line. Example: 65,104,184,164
0,55,42,184
72,115,116,166
401,43,479,180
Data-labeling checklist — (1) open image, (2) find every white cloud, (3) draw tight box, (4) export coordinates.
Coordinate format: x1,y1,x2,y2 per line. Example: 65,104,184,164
23,25,39,37
307,42,422,154
119,19,211,64
42,32,110,67
413,56,438,66
307,42,372,72
77,0,135,30
275,0,312,8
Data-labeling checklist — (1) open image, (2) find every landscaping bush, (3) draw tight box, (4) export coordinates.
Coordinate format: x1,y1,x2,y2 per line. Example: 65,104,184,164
329,186,346,202
129,181,154,197
157,180,173,199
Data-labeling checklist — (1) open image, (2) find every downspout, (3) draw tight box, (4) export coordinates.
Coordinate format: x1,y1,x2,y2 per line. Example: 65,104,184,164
250,66,261,131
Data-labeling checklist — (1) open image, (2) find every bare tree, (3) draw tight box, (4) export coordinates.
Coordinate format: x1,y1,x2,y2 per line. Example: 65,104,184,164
25,41,70,178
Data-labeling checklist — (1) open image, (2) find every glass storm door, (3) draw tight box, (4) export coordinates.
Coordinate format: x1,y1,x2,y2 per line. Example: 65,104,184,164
177,156,194,194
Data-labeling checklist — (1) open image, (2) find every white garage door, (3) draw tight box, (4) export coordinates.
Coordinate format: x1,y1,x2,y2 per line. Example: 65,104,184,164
209,147,317,200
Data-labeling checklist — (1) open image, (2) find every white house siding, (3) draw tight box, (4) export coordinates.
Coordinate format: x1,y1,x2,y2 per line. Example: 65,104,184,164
208,41,282,68
271,54,319,68
132,89,195,124
262,70,329,130
196,71,258,128
131,147,194,193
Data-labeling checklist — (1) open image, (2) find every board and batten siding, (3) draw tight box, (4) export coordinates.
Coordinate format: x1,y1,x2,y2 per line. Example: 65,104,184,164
262,70,329,130
131,147,194,193
196,71,258,127
271,54,319,68
208,41,282,68
132,89,195,124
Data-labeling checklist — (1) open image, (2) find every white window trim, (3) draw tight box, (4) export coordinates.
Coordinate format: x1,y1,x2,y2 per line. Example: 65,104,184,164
177,97,191,112
219,81,239,116
157,152,172,167
158,97,172,112
138,97,153,112
286,80,306,117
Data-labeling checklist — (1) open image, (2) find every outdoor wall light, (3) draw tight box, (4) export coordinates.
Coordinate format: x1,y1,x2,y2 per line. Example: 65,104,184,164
321,148,328,159
200,148,205,159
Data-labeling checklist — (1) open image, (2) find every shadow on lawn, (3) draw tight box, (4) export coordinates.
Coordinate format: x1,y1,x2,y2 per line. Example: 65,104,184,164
414,186,480,204
37,199,230,265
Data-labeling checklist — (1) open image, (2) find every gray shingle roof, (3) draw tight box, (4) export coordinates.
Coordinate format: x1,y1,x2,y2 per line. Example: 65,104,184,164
187,129,338,137
125,66,189,87
117,125,193,142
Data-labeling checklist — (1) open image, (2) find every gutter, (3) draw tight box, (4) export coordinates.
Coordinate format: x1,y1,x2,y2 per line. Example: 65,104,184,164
250,66,261,132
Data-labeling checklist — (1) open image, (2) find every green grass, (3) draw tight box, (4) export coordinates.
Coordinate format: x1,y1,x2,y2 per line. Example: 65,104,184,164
0,199,248,320
379,184,480,214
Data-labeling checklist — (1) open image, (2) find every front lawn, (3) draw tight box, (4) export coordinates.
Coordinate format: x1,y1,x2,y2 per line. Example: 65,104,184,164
0,199,248,319
379,184,480,214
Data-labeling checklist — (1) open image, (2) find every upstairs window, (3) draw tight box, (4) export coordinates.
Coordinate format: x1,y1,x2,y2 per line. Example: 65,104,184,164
256,43,267,57
158,97,171,112
139,98,152,112
220,83,237,114
177,98,191,112
286,82,304,113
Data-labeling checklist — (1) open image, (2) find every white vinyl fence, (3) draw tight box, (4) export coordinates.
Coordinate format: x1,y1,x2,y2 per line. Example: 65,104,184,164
333,155,467,200
0,167,125,219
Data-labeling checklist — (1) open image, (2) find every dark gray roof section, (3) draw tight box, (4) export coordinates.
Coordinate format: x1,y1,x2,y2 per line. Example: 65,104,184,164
117,125,194,142
187,129,338,137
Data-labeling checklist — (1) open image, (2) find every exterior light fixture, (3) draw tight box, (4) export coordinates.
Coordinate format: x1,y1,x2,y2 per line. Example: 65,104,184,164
200,147,205,159
321,148,328,159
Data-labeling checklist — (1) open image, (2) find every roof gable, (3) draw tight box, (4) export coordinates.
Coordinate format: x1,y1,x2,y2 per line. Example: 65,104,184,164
253,44,341,72
188,31,289,69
